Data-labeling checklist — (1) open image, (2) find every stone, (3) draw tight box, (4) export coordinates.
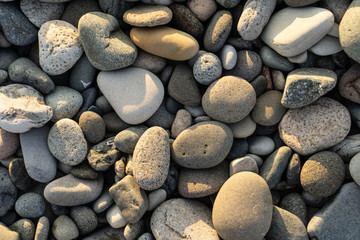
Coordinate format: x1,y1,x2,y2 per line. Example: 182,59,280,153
301,151,345,198
109,175,148,223
52,215,79,240
20,0,64,28
0,224,20,240
148,189,167,211
97,67,164,125
9,158,35,190
130,26,199,61
171,121,233,169
79,111,106,144
48,118,87,166
9,219,35,240
321,0,351,23
61,0,101,27
215,0,240,8
151,198,219,240
95,95,113,113
45,86,83,122
79,12,137,71
34,216,50,240
287,153,301,186
69,54,97,92
307,182,360,239
193,52,222,85
8,57,55,95
124,220,146,240
237,0,276,41
140,0,172,5
38,20,83,75
251,90,287,126
171,109,192,138
261,7,334,57
229,115,257,138
92,187,113,213
204,10,232,52
0,128,19,159
260,146,293,189
138,233,154,240
160,164,179,196
82,226,125,240
309,35,342,56
331,134,360,162
88,137,121,171
44,174,104,206
350,152,360,186
70,206,98,235
272,70,286,90
338,64,360,104
213,172,273,240
70,161,99,180
0,166,17,216
187,0,217,21
106,205,128,229
287,51,308,64
248,136,275,155
202,76,256,123
74,87,98,121
225,50,262,82
284,0,319,7
230,156,259,176
260,46,294,72
279,97,351,155
0,2,38,46
0,48,18,71
123,4,172,27
20,125,57,183
132,51,167,74
280,193,308,225
103,112,130,133
227,138,248,160
145,102,175,129
114,126,147,154
265,206,309,240
15,193,45,218
219,44,237,70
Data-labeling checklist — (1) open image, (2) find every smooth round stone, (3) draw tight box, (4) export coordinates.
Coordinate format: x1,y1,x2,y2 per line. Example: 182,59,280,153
185,105,205,118
70,206,98,235
95,95,112,113
252,90,287,126
178,161,228,198
0,2,38,46
0,84,52,133
20,0,64,28
79,12,137,71
8,57,55,95
15,193,45,218
202,76,256,123
38,20,83,75
44,174,104,206
226,50,263,82
339,64,360,103
219,44,237,70
187,0,217,22
35,216,50,240
148,189,167,211
213,172,273,240
9,158,35,191
9,219,35,240
204,10,232,52
261,7,334,57
193,52,222,85
0,128,19,159
215,0,240,8
151,198,219,240
171,121,233,169
97,67,164,125
309,35,342,56
48,118,87,166
87,137,120,171
171,109,192,138
132,51,167,74
280,193,307,224
52,215,79,240
350,152,360,186
279,97,351,155
301,151,345,198
130,26,199,61
79,111,105,144
45,86,83,122
61,0,101,27
272,70,286,90
114,126,147,154
123,4,172,27
260,46,294,72
133,127,170,190
92,187,113,213
230,156,258,176
266,206,308,240
69,54,97,92
0,166,17,216
287,51,308,64
229,115,256,138
103,112,130,133
106,205,128,229
237,0,276,41
248,136,275,156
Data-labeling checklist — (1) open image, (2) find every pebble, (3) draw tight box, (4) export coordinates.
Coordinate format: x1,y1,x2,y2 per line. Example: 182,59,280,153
44,174,104,206
97,67,164,125
138,233,154,240
260,46,294,72
301,151,345,198
106,205,128,229
219,44,237,70
48,118,87,166
95,95,113,114
185,105,206,117
248,136,275,155
0,84,53,133
132,51,167,74
331,134,360,162
87,137,121,171
151,198,219,240
148,189,167,211
227,138,248,160
284,0,319,7
279,97,351,155
114,126,146,154
71,161,99,180
0,48,18,71
103,112,130,133
0,2,38,46
350,152,360,186
69,54,97,92
9,158,35,191
74,87,98,120
52,215,79,240
202,76,256,123
310,35,342,56
213,172,273,240
160,164,179,196
193,52,222,85
79,111,105,144
79,12,137,71
328,23,339,37
70,206,98,235
0,224,20,240
38,20,83,75
280,193,308,224
307,182,360,239
229,115,257,138
0,128,19,159
61,0,101,27
123,4,172,27
237,0,277,41
321,0,351,23
215,0,240,8
0,70,7,84
145,102,175,129
187,0,217,22
272,70,286,90
287,153,301,186
226,50,263,81
204,10,232,52
92,187,113,214
230,156,258,175
8,57,55,95
124,220,146,240
141,0,173,5
130,26,199,61
261,7,334,57
0,32,11,48
0,166,17,216
171,109,192,138
287,51,308,64
339,64,360,103
171,121,233,169
9,219,35,240
133,127,170,190
15,193,45,218
34,216,50,240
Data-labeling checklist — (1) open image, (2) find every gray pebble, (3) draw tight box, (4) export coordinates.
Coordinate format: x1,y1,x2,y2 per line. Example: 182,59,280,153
69,54,97,92
0,167,17,216
10,219,35,240
124,220,146,240
0,48,18,71
70,206,98,235
9,158,35,191
114,125,148,154
226,50,262,81
88,137,121,171
248,136,275,155
34,216,50,240
15,193,45,218
260,46,294,72
204,10,232,52
193,52,222,85
52,215,79,240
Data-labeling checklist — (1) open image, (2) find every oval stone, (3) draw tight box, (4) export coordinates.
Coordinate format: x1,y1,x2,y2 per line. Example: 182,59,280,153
171,121,233,169
212,172,273,240
123,4,172,27
130,26,199,61
0,128,19,159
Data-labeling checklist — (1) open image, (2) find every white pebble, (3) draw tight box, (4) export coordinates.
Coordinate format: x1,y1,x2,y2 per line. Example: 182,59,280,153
148,189,167,211
106,205,128,229
219,44,237,70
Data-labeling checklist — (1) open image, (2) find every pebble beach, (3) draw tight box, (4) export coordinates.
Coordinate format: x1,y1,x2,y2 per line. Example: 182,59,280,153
0,0,360,239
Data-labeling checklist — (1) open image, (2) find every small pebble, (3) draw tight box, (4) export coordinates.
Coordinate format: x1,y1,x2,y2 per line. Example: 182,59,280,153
52,215,79,240
248,136,275,156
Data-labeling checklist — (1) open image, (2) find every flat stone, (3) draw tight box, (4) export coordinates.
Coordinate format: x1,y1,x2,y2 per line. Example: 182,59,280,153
87,137,121,171
0,128,19,159
225,50,262,82
124,4,172,27
0,84,53,133
0,166,17,216
69,54,97,92
15,192,45,218
9,158,35,190
309,35,342,56
279,97,351,155
213,172,273,240
187,0,217,21
79,111,106,144
171,121,233,169
260,46,294,72
97,67,164,125
151,198,219,240
193,52,222,85
52,215,79,240
79,12,137,71
38,20,83,75
261,7,334,57
130,26,199,61
339,64,360,104
44,174,104,206
204,10,232,52
229,115,257,138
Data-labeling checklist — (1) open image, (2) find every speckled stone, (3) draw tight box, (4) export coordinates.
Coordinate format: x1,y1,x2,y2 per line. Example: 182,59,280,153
215,0,240,8
171,109,192,138
70,206,98,235
52,215,79,240
280,193,307,224
79,111,106,144
339,64,360,104
114,125,147,154
287,153,301,186
15,192,45,218
87,137,121,171
193,52,222,85
9,219,35,240
123,4,172,27
204,10,232,52
34,216,50,240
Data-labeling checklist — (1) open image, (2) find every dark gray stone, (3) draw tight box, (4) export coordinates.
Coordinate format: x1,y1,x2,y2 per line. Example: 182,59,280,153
286,153,301,186
88,137,121,171
102,112,131,133
226,50,262,82
15,192,45,218
114,125,148,154
250,75,267,97
71,161,99,180
227,138,248,160
9,158,36,191
74,87,98,121
0,166,17,216
61,0,101,27
145,102,175,129
260,46,294,72
160,164,179,196
0,48,18,71
69,54,97,92
70,206,98,235
204,10,232,52
280,193,307,225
